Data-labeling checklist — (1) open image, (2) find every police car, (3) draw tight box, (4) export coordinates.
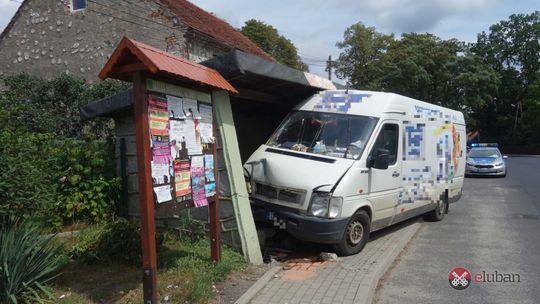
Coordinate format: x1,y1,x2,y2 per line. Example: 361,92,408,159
465,143,507,177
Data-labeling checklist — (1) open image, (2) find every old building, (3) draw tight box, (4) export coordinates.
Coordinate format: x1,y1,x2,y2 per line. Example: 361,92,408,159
1,0,336,254
0,0,273,81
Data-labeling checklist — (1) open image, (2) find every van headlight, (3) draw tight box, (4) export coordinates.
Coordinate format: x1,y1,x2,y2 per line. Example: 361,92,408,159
308,192,342,219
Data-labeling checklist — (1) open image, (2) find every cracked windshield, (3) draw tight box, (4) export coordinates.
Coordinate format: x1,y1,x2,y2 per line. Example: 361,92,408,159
267,111,378,159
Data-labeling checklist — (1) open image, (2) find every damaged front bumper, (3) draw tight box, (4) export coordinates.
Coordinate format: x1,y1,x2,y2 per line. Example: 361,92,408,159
250,198,349,244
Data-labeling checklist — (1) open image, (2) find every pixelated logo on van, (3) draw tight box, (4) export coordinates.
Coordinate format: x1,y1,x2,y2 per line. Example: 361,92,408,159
448,267,471,290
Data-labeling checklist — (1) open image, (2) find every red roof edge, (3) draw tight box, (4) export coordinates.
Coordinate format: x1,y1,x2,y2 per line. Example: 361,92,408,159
98,37,159,80
98,37,238,95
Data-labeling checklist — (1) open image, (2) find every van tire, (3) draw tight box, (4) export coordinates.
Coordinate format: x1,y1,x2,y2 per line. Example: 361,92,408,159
425,197,448,222
333,210,370,256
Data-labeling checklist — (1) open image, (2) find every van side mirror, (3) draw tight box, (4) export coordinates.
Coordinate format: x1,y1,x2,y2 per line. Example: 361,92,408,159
368,148,390,170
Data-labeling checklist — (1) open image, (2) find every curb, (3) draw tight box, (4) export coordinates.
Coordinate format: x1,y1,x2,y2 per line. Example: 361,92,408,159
234,219,422,304
234,265,282,304
358,220,421,304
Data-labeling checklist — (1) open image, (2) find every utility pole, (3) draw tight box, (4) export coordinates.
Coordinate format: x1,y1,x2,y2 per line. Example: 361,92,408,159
325,55,332,81
514,100,523,130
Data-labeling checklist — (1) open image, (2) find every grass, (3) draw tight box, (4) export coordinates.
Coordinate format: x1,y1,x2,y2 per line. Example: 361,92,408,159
50,233,246,303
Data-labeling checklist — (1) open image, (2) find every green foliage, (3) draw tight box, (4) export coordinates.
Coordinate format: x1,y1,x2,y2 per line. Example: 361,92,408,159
160,238,246,303
0,73,125,226
176,213,207,242
0,131,58,223
241,19,309,71
68,219,143,266
335,22,394,88
0,73,128,138
335,23,500,132
51,139,120,227
508,80,540,144
0,129,120,227
472,11,540,142
0,222,66,303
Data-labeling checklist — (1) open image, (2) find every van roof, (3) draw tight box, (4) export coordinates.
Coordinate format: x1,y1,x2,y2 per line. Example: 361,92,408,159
297,90,465,124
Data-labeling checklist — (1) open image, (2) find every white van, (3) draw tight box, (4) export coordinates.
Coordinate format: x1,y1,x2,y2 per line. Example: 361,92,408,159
245,90,466,255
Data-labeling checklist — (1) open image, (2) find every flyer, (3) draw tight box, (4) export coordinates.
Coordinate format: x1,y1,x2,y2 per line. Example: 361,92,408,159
205,182,216,197
152,140,173,164
204,154,215,182
167,95,185,119
174,160,191,198
198,103,213,143
153,185,172,203
183,98,201,119
190,155,208,207
148,96,169,136
151,162,170,185
184,119,203,155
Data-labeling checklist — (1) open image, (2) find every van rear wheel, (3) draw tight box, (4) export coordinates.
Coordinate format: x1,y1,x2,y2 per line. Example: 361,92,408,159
333,210,370,256
425,197,448,221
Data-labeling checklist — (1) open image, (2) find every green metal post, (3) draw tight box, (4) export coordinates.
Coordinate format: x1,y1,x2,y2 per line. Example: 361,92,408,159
212,90,263,264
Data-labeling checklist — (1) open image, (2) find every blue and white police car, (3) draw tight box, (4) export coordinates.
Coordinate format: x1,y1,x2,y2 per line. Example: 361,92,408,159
465,143,507,177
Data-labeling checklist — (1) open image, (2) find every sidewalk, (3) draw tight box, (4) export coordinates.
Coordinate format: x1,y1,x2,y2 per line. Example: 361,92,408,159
242,218,421,304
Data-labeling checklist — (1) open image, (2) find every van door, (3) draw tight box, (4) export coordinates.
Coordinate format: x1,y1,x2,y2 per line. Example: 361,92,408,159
368,121,402,230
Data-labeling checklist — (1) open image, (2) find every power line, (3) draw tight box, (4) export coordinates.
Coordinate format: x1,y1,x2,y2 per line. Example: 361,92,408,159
87,0,177,32
298,51,327,61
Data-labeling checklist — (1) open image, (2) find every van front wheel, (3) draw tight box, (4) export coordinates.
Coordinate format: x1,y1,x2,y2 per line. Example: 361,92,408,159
333,211,370,256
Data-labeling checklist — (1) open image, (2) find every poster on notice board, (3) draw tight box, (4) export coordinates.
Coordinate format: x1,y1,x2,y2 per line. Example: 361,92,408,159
147,87,216,209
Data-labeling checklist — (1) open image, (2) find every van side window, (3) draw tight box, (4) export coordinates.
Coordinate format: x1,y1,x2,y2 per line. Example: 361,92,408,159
370,124,398,166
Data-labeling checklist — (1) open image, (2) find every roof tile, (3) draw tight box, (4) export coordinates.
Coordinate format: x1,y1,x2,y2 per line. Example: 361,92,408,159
99,37,238,94
161,0,274,62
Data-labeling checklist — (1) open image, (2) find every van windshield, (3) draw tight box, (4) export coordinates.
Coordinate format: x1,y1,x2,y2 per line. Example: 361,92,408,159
267,111,378,159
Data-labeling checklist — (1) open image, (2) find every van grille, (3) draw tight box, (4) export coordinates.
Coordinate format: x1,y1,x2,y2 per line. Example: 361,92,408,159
255,183,305,204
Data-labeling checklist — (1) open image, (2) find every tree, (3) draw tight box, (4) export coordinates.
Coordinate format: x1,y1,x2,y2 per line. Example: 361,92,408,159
335,24,499,129
241,19,309,71
334,22,394,89
0,73,129,138
378,33,461,103
472,11,540,143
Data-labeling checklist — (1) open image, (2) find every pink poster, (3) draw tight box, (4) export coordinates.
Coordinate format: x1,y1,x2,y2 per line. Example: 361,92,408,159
190,156,208,207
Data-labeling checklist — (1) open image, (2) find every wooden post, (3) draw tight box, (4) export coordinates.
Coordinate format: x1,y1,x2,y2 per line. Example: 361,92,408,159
210,102,221,262
133,72,158,304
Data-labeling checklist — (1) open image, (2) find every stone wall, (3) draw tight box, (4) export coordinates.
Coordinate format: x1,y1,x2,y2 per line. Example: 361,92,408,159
0,0,231,82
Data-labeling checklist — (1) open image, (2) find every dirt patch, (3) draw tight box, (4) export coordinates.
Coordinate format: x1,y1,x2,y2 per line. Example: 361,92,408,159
210,264,273,304
281,258,328,281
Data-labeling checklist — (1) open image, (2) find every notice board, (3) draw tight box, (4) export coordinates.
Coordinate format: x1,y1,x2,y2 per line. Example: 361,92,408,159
146,79,217,212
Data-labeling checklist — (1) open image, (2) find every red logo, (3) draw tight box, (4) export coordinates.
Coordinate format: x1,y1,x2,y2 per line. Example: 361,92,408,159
448,267,471,290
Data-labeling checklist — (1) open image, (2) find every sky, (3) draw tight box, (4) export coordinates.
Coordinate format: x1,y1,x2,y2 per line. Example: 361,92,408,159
0,0,538,82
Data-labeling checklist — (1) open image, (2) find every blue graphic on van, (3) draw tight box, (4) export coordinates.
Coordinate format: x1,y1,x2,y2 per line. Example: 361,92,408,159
405,124,425,159
414,105,442,117
313,91,371,113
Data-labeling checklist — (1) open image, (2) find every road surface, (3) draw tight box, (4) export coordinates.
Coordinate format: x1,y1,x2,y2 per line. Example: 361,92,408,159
375,156,540,304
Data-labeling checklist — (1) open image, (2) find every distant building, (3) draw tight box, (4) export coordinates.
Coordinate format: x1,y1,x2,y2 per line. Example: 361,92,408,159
0,0,273,81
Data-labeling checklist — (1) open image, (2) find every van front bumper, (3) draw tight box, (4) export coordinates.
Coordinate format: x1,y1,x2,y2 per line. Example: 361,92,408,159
251,199,348,244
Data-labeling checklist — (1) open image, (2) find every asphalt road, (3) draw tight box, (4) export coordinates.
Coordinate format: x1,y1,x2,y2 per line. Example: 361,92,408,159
375,156,540,304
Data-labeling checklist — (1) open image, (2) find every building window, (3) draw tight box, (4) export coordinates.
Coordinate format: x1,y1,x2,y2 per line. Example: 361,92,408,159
71,0,87,12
